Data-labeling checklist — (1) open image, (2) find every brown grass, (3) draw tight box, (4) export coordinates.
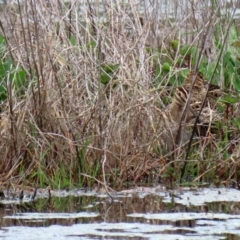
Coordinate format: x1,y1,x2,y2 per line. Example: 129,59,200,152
0,0,238,189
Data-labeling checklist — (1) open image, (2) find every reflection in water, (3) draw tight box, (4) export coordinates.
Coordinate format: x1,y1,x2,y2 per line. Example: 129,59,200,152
1,188,240,239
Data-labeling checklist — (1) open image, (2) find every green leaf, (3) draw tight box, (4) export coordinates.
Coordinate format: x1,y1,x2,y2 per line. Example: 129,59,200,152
180,44,190,56
0,84,6,101
220,94,239,104
170,40,179,51
162,62,170,72
13,69,27,90
100,72,111,85
86,40,97,50
102,64,119,73
0,35,5,45
223,51,236,88
233,75,240,91
100,63,120,85
0,61,12,78
0,35,6,55
69,35,76,46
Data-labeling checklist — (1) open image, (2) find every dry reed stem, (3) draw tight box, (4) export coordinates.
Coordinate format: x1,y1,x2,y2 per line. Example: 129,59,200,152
0,0,237,187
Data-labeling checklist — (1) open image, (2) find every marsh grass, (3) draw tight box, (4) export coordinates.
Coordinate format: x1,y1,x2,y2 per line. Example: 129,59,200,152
0,0,239,190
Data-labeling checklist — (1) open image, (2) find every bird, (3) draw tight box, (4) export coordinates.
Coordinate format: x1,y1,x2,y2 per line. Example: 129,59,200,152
184,71,225,109
159,71,223,149
159,82,202,149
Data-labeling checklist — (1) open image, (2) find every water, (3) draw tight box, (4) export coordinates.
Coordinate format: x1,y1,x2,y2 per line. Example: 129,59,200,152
1,187,240,239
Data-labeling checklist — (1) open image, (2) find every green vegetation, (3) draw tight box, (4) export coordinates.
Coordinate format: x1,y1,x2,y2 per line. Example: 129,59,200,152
0,0,239,190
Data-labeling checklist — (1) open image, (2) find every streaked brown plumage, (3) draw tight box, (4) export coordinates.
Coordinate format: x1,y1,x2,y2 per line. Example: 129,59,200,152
159,71,223,149
184,71,225,108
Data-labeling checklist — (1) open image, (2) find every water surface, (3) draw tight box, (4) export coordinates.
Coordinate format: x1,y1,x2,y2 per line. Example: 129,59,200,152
0,187,240,239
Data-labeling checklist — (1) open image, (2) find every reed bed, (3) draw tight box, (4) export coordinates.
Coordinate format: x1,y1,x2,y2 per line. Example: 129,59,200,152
0,0,239,189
